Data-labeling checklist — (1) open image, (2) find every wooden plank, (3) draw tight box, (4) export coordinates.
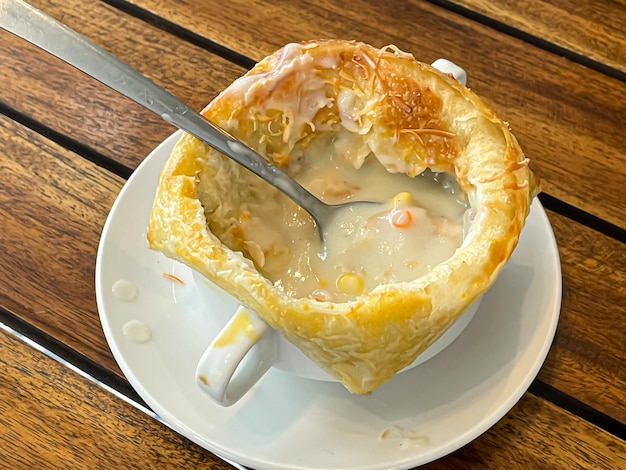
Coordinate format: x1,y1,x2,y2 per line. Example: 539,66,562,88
448,0,626,74
538,211,626,423
2,328,623,469
0,0,245,170
122,0,626,229
0,115,125,374
1,113,624,422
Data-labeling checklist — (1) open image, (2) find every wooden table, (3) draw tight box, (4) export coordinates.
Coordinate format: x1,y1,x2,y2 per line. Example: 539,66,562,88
1,0,624,468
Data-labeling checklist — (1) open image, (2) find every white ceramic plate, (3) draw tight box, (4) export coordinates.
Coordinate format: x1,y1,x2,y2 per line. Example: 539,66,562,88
96,131,561,470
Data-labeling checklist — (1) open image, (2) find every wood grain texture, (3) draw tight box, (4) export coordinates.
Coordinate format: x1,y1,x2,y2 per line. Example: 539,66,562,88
1,111,624,422
122,0,626,229
448,0,626,74
2,328,624,469
0,0,245,170
0,115,125,376
0,329,234,469
539,211,626,422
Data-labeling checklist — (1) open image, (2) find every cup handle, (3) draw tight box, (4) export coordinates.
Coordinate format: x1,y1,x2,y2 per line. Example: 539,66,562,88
431,58,467,86
195,305,277,406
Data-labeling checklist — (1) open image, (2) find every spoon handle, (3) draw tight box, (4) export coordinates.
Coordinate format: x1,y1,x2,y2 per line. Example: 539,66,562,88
0,0,326,219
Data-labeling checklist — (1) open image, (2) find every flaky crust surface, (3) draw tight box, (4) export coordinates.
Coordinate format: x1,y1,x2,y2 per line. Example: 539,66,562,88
147,40,538,394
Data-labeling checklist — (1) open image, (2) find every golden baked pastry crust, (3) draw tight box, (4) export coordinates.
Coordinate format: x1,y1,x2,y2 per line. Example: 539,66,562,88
147,40,538,394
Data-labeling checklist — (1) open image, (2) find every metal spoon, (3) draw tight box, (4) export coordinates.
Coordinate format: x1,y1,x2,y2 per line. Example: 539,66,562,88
0,0,367,240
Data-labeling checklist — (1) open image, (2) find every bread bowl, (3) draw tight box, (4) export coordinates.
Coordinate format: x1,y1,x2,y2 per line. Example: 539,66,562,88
147,39,538,394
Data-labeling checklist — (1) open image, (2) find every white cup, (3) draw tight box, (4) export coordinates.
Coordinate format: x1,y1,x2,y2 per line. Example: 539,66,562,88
195,59,472,406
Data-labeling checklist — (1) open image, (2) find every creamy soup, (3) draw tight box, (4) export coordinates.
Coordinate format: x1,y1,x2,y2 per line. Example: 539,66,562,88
223,133,469,303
